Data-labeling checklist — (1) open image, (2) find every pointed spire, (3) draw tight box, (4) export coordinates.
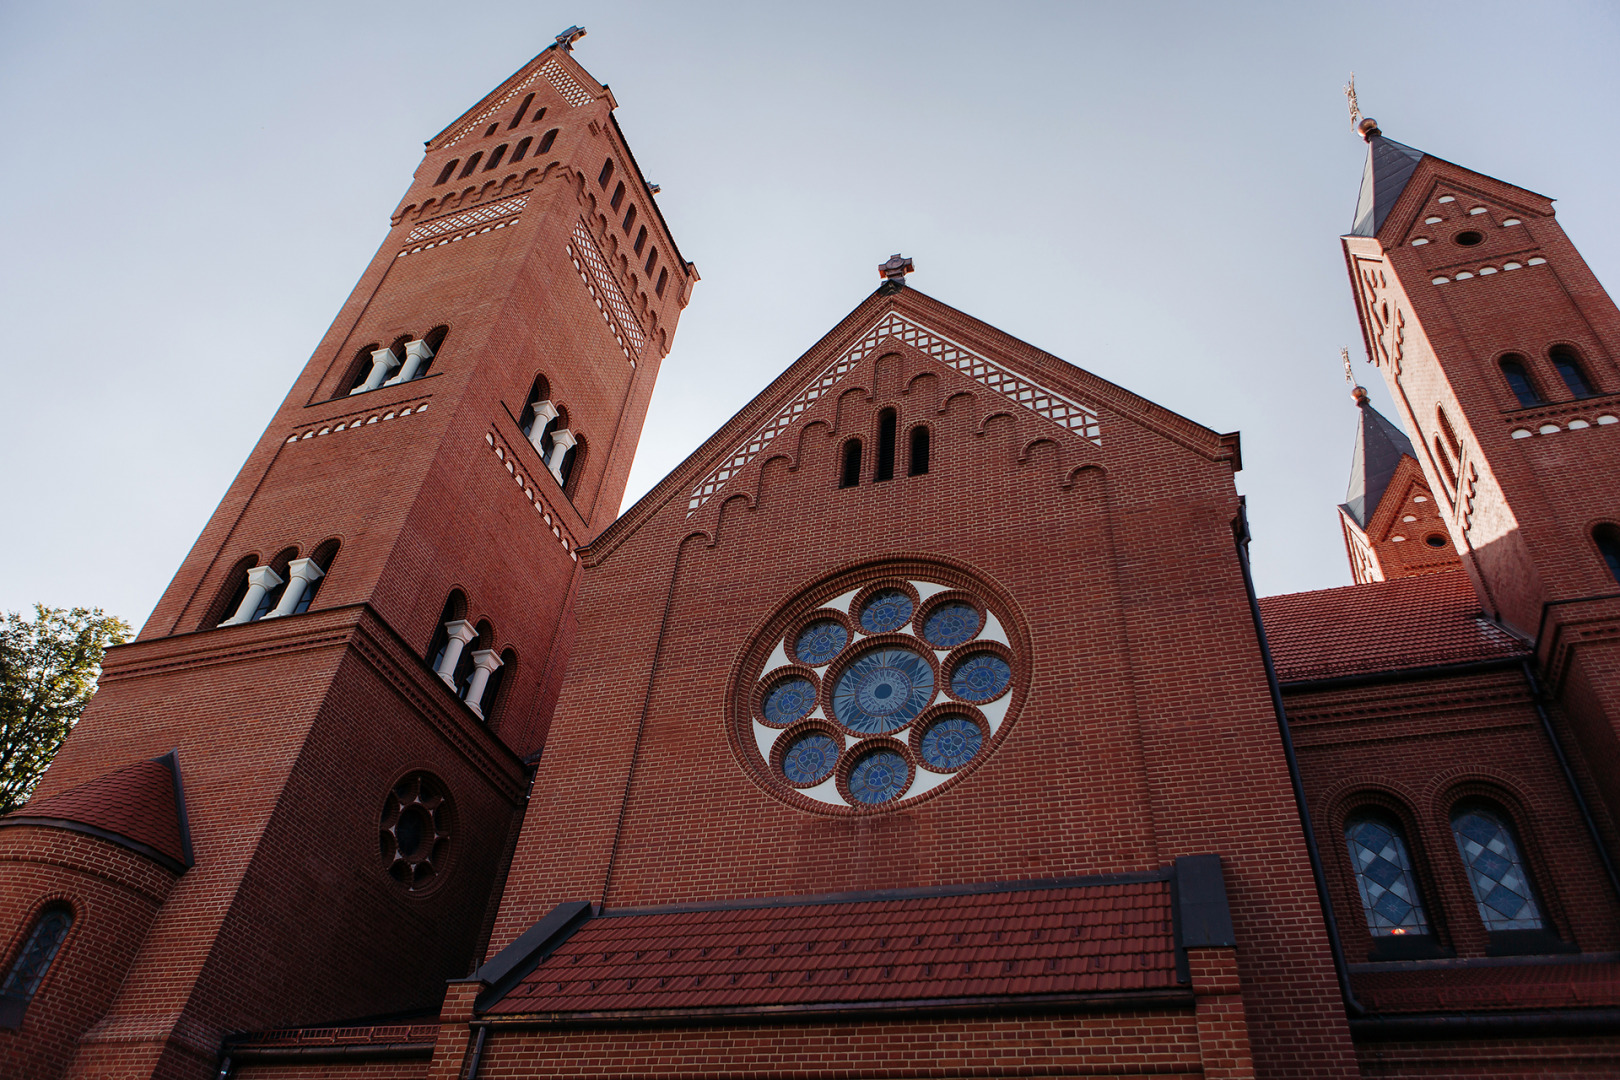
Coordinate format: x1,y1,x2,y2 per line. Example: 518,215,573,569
1350,120,1425,238
1342,391,1416,528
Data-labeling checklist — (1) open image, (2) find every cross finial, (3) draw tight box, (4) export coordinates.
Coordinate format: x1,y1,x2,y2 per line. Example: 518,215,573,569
1344,72,1381,140
878,254,915,289
1343,346,1369,404
555,25,587,51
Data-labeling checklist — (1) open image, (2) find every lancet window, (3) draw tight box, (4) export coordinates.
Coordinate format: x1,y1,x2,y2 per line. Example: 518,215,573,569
426,594,505,721
0,904,73,1029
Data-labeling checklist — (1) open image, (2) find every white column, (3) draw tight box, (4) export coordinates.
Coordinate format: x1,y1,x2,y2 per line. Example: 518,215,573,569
383,339,435,386
462,649,504,719
349,347,400,395
433,620,478,690
525,399,560,457
220,565,284,626
262,558,325,619
545,428,577,483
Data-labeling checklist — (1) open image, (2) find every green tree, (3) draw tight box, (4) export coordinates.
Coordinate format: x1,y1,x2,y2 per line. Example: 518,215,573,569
0,606,130,814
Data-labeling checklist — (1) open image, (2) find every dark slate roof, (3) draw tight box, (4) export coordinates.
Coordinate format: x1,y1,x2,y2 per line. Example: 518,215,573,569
1259,571,1527,683
483,878,1183,1019
1,751,193,872
1341,398,1416,529
1351,134,1426,238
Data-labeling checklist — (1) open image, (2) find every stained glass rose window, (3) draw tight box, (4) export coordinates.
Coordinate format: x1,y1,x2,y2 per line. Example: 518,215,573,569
847,748,909,804
859,589,913,633
782,732,840,785
762,676,817,726
922,602,979,649
794,619,848,665
832,648,934,734
919,715,983,771
951,652,1011,702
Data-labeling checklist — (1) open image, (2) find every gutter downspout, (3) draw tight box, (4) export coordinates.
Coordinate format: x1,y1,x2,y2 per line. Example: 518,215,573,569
1521,660,1620,903
1232,499,1365,1017
464,1023,489,1080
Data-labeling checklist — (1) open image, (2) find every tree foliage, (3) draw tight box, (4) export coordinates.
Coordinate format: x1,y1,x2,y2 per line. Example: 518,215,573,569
0,606,130,815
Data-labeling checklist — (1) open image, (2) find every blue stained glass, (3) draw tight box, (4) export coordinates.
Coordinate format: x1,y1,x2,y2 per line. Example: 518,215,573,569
859,589,913,634
848,749,908,804
950,652,1011,702
781,732,839,785
762,677,816,726
922,602,979,649
832,648,935,734
795,620,848,665
1345,815,1430,936
919,715,982,770
1451,807,1543,931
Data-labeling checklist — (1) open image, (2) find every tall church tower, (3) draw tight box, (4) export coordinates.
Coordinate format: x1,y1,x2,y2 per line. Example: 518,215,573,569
0,33,694,1080
1341,117,1620,834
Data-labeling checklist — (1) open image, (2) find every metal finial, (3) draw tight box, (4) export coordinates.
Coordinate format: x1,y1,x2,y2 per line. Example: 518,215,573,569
1343,346,1369,404
555,25,587,51
878,254,915,287
1343,73,1361,129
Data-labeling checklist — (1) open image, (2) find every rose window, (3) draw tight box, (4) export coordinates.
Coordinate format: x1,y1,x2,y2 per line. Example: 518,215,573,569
379,771,453,893
737,572,1022,812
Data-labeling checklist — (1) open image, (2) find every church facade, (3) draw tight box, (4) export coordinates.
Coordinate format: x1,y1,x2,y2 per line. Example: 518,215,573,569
3,38,1618,1080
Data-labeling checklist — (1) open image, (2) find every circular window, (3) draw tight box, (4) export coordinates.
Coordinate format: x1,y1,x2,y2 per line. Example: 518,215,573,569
1455,231,1484,246
379,772,452,893
731,565,1024,813
1425,533,1448,548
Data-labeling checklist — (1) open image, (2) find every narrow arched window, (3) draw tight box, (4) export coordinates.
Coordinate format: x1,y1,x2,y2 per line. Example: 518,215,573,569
1550,345,1596,398
292,540,341,615
633,226,647,254
0,904,73,1029
519,374,552,438
874,409,897,482
427,591,467,669
249,548,298,622
1436,406,1462,461
1451,803,1544,932
908,425,931,476
531,107,547,125
508,93,535,129
1345,812,1431,938
644,248,658,275
456,621,492,699
1499,354,1544,408
434,160,459,185
656,268,668,298
511,136,532,163
481,648,516,724
458,152,483,180
1433,436,1458,492
537,128,558,154
840,440,863,489
1593,525,1620,585
483,144,508,171
622,203,637,234
346,342,384,394
610,182,625,211
560,434,583,493
598,158,614,188
207,555,258,630
417,325,448,378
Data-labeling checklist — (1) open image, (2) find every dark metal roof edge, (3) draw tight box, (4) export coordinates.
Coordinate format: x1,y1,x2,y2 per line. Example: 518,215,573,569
479,987,1194,1028
157,748,195,868
594,868,1174,918
225,1042,435,1064
1277,655,1528,693
474,900,594,1012
1350,1007,1620,1041
0,816,188,875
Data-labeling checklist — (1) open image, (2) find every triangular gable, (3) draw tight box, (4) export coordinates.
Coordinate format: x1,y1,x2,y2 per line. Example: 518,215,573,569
1359,144,1554,247
426,47,606,153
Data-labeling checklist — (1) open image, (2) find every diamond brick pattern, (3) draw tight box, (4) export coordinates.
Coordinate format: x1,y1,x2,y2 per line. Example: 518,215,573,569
486,880,1176,1016
568,219,645,362
443,71,546,149
687,311,1101,514
541,58,594,108
405,195,529,245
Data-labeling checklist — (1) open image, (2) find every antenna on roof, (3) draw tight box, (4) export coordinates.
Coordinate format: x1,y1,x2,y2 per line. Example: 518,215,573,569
555,25,587,52
1344,72,1381,140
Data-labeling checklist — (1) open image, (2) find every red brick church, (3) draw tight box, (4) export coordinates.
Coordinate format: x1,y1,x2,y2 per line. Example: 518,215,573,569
4,35,1618,1080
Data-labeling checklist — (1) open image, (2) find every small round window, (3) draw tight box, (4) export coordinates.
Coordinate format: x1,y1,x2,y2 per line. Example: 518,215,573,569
1455,230,1484,246
379,772,452,894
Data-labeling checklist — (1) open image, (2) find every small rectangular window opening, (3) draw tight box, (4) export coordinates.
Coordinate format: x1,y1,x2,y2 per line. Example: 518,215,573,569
644,248,658,275
610,182,626,211
656,268,668,297
840,440,863,489
622,203,637,234
633,226,647,254
508,93,535,129
537,129,558,154
459,152,483,179
908,425,930,475
598,158,614,188
874,409,897,482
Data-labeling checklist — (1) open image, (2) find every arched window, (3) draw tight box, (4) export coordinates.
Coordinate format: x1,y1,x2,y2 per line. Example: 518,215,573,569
458,152,483,180
415,325,448,379
537,128,558,154
0,904,73,1029
291,539,341,615
560,434,584,493
511,136,532,163
644,248,658,275
480,647,516,724
1345,811,1432,938
249,548,299,622
1593,525,1620,585
1436,406,1462,461
427,591,467,669
1450,802,1545,932
457,620,493,699
874,408,897,482
434,160,459,186
632,226,647,254
597,157,614,188
656,268,668,298
622,203,637,234
610,181,626,211
508,92,535,129
530,107,547,125
908,425,931,476
1433,436,1458,492
1499,354,1544,408
483,144,508,171
840,439,863,489
1550,345,1596,398
518,374,553,439
207,554,259,630
346,343,384,394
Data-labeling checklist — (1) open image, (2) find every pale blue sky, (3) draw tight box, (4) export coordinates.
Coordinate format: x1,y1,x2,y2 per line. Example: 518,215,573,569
3,1,1618,628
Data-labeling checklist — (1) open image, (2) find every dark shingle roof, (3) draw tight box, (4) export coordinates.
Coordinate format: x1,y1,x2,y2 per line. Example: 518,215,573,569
1351,134,1426,238
1341,399,1416,528
2,752,192,871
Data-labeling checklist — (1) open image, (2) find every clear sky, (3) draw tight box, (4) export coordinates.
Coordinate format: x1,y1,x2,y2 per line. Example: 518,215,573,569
3,1,1617,630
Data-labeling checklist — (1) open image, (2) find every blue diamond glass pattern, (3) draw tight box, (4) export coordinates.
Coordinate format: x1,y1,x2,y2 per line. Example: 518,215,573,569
832,648,934,734
761,677,816,726
781,732,839,785
950,652,1011,702
794,619,848,665
1345,815,1430,936
1451,807,1543,931
919,715,982,770
922,602,979,649
847,749,908,804
859,589,913,634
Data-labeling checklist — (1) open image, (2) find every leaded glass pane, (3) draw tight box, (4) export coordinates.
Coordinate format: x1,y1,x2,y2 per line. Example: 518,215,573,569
794,620,848,665
832,648,934,734
922,602,979,649
919,715,982,771
848,749,908,804
950,652,1011,702
0,908,72,1007
761,677,816,726
1451,807,1544,931
781,732,839,785
1344,815,1430,937
859,589,913,634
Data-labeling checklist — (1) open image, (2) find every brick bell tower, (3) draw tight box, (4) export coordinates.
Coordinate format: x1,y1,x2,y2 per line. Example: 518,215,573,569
0,30,694,1080
1340,112,1620,842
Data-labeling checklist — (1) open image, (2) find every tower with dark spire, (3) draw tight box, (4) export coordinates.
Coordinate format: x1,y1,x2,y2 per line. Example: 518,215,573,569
1338,385,1460,583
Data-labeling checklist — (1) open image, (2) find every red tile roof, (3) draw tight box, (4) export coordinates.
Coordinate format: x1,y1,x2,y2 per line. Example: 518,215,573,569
485,879,1182,1018
3,754,190,870
1259,570,1527,683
